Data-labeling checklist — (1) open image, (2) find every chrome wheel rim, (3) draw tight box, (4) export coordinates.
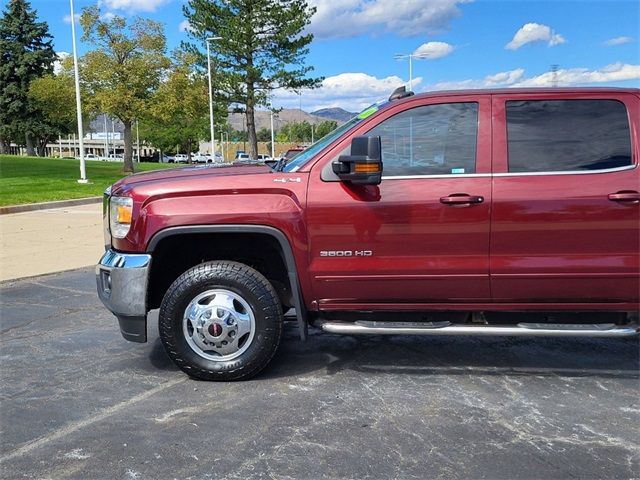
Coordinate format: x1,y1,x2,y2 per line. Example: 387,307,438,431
182,289,256,361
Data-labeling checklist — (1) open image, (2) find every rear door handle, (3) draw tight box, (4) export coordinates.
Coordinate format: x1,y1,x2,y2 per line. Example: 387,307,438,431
608,191,640,204
440,194,484,205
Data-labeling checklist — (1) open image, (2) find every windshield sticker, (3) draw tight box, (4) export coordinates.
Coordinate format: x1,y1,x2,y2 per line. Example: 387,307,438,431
357,106,379,119
451,168,465,174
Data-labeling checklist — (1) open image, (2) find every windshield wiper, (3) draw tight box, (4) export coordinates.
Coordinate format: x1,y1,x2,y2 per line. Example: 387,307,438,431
275,158,287,172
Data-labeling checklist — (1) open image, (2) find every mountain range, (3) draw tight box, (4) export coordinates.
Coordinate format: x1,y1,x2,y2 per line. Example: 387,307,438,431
91,108,357,135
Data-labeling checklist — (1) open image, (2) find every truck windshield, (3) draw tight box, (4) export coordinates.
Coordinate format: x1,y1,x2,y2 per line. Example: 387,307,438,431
282,102,385,172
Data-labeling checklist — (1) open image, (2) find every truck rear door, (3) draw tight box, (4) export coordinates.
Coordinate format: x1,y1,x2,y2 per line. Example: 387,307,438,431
490,91,640,305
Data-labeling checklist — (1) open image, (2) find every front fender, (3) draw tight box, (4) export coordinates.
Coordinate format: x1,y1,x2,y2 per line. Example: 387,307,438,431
146,224,309,341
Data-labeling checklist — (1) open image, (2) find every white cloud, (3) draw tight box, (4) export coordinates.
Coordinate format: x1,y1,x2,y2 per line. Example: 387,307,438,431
53,52,71,75
413,41,455,59
484,68,525,85
179,20,193,33
429,63,640,90
98,0,170,13
272,72,421,111
62,13,80,24
431,68,525,90
516,63,640,87
605,36,634,46
506,23,565,50
308,0,470,39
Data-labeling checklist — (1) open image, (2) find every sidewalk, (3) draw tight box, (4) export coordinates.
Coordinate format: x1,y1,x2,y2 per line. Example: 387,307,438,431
0,203,104,282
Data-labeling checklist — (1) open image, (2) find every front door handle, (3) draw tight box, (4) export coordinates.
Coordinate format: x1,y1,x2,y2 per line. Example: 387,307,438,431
440,194,484,206
608,191,640,204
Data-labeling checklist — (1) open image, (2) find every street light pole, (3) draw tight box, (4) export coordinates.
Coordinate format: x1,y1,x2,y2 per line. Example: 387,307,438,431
206,36,222,160
69,0,87,183
103,115,108,158
409,54,413,89
270,112,275,159
136,119,140,162
220,132,224,162
394,52,429,91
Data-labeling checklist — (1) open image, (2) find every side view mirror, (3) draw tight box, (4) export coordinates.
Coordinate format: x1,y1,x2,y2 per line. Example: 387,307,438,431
332,136,383,185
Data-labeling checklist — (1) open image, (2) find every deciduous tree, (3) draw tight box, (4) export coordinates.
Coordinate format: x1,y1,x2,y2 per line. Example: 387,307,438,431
28,59,91,156
315,120,338,139
141,50,216,163
80,6,169,172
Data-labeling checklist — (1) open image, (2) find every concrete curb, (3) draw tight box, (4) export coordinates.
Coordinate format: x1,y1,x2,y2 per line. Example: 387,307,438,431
0,197,102,215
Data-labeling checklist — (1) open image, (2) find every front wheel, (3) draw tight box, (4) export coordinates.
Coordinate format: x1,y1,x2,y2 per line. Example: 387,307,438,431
159,261,283,381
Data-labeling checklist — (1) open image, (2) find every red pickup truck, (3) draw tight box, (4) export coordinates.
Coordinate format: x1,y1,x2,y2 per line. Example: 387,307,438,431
97,87,640,380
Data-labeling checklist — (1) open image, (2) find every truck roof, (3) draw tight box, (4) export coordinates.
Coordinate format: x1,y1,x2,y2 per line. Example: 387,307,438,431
396,86,640,102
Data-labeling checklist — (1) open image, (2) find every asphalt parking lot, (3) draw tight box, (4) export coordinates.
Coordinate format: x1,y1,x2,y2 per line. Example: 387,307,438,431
1,267,638,479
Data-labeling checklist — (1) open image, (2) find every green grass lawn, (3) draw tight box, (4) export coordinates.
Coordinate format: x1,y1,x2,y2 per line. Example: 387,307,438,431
0,155,180,206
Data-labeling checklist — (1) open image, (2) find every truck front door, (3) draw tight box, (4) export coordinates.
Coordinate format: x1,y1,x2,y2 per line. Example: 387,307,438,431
306,95,492,310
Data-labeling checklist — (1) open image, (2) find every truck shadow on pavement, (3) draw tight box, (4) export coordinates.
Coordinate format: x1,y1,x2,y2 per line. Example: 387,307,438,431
266,326,639,381
143,316,639,381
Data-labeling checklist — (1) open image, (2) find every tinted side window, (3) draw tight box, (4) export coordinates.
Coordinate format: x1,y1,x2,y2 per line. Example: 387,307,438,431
506,100,632,173
366,103,478,176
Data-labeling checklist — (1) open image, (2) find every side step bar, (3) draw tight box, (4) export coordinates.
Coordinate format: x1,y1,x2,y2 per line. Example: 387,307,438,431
317,320,639,338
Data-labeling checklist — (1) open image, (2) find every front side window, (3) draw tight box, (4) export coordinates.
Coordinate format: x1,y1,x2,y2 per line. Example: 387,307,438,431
366,102,479,177
506,99,632,173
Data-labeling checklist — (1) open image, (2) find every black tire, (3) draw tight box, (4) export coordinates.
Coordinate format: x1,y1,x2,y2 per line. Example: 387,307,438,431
159,261,283,381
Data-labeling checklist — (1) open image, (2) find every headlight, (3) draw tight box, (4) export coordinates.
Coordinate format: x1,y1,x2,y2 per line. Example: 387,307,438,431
109,196,133,239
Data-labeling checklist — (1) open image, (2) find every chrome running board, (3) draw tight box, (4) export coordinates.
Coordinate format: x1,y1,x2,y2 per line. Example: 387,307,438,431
317,320,639,338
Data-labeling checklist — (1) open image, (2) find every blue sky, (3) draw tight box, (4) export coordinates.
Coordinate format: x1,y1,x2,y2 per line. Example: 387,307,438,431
10,0,640,111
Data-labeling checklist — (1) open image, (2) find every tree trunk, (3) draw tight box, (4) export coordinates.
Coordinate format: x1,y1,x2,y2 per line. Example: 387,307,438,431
246,109,258,160
0,136,6,155
25,133,36,156
123,120,134,173
37,137,49,157
245,77,258,159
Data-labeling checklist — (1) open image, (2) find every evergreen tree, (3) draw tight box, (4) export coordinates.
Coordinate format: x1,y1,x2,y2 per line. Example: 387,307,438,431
0,0,56,155
183,0,322,159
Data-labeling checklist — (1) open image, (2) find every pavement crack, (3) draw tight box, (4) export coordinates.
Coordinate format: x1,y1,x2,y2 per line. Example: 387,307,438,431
0,377,187,464
25,281,94,296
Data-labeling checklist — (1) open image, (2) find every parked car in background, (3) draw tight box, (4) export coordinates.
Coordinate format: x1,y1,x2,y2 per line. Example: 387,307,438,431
192,153,210,163
234,152,250,161
174,154,189,163
76,153,100,161
158,153,175,163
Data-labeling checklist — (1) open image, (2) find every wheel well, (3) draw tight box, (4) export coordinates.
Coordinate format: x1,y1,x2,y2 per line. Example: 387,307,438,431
147,233,293,310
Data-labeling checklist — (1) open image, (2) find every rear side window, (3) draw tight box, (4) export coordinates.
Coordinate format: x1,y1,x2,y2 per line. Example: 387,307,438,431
366,102,478,176
506,100,632,173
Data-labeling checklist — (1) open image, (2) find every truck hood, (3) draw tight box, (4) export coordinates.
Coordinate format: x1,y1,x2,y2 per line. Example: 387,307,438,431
114,163,272,191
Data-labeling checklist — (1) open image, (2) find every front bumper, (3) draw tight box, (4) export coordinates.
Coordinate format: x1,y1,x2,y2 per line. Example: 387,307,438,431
96,249,151,343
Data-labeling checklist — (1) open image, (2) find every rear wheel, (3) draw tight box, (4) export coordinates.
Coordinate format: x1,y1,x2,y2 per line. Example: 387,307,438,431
159,261,283,381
